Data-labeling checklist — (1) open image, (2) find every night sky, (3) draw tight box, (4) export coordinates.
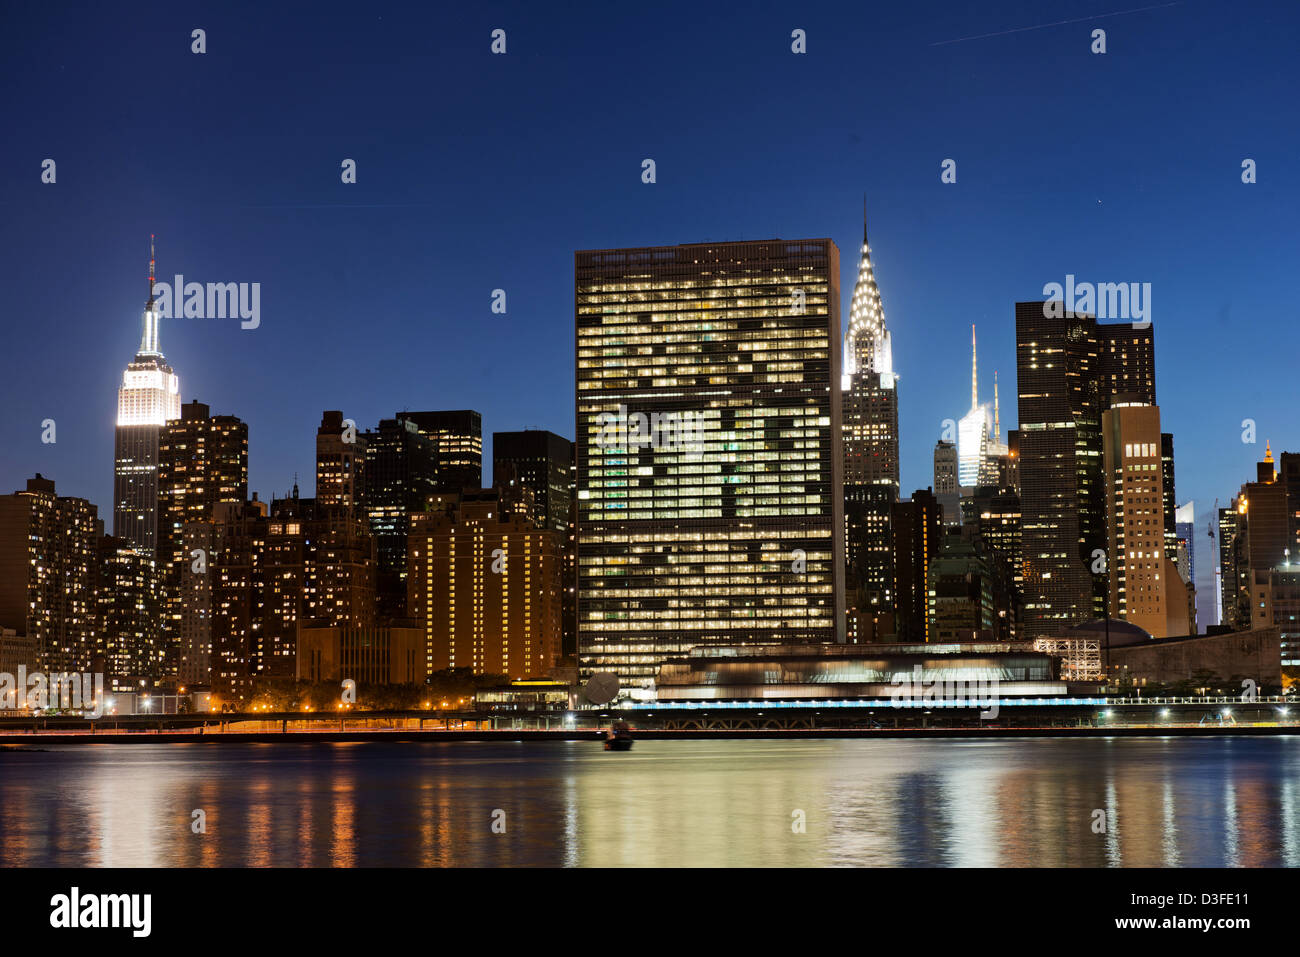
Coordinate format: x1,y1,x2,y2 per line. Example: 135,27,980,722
3,1,1297,626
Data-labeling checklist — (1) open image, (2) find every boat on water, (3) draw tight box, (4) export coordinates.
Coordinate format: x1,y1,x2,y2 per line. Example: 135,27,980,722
603,720,634,751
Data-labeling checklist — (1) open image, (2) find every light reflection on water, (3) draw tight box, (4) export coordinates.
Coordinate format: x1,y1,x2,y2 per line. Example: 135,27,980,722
1,737,1296,867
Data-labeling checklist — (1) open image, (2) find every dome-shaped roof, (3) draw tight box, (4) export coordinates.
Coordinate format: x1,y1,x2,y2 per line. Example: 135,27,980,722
1064,618,1153,647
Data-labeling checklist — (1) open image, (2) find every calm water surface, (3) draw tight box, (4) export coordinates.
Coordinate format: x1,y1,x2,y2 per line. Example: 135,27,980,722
2,737,1297,867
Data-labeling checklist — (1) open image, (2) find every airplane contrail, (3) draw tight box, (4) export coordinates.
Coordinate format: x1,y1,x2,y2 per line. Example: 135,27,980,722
930,1,1180,47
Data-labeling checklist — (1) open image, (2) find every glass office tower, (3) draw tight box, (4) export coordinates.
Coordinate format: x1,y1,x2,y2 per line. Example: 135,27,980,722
576,239,845,696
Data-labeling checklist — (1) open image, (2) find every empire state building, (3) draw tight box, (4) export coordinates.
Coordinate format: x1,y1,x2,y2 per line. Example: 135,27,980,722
113,237,180,553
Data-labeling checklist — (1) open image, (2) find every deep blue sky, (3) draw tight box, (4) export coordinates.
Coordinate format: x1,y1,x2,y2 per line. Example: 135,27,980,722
3,1,1297,626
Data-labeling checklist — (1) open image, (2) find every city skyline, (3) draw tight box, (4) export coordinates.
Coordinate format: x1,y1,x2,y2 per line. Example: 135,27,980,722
0,221,1285,633
2,1,1299,892
4,3,1298,632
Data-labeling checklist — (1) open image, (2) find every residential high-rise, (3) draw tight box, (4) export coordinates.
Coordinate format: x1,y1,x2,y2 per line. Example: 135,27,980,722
113,238,181,553
1100,399,1187,637
208,499,268,704
404,410,483,492
494,430,577,658
576,239,844,695
316,411,366,512
0,475,100,672
408,489,562,678
157,400,248,680
841,214,899,639
1015,302,1157,637
363,415,438,617
95,535,163,691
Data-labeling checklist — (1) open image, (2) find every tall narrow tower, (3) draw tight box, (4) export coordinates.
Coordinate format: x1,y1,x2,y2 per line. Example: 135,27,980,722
957,325,990,489
113,236,181,553
842,204,900,639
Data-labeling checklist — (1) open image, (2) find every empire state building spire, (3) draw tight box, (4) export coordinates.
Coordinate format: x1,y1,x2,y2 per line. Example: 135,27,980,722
138,234,162,357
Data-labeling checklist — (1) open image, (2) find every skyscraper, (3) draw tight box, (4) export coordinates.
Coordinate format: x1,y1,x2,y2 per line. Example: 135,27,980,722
957,325,990,489
1015,302,1158,637
933,440,960,530
316,411,366,512
0,476,100,672
494,430,577,657
1219,501,1245,629
841,213,899,639
891,489,942,642
576,239,844,695
492,430,574,534
928,532,997,641
95,535,163,691
363,415,438,617
408,489,562,678
404,410,483,492
113,238,181,553
1100,399,1187,637
1175,501,1195,586
157,400,248,680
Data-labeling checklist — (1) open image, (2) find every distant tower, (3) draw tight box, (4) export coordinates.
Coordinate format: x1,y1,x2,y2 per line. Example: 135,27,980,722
113,236,181,553
957,325,990,488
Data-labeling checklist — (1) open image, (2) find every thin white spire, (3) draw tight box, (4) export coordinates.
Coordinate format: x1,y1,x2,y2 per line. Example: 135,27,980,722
138,234,161,357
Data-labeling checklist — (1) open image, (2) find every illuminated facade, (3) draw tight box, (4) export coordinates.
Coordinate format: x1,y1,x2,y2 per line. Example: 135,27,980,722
957,325,991,489
933,440,960,528
316,410,366,512
576,239,845,695
891,489,942,641
842,216,899,636
95,535,163,690
158,400,248,682
494,430,577,657
363,415,439,617
408,490,562,678
404,410,483,492
1014,302,1157,637
927,534,997,641
1101,400,1186,637
0,475,99,673
113,242,181,553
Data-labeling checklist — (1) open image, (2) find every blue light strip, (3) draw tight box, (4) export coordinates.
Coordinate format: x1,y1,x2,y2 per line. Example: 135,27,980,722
622,697,1111,710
